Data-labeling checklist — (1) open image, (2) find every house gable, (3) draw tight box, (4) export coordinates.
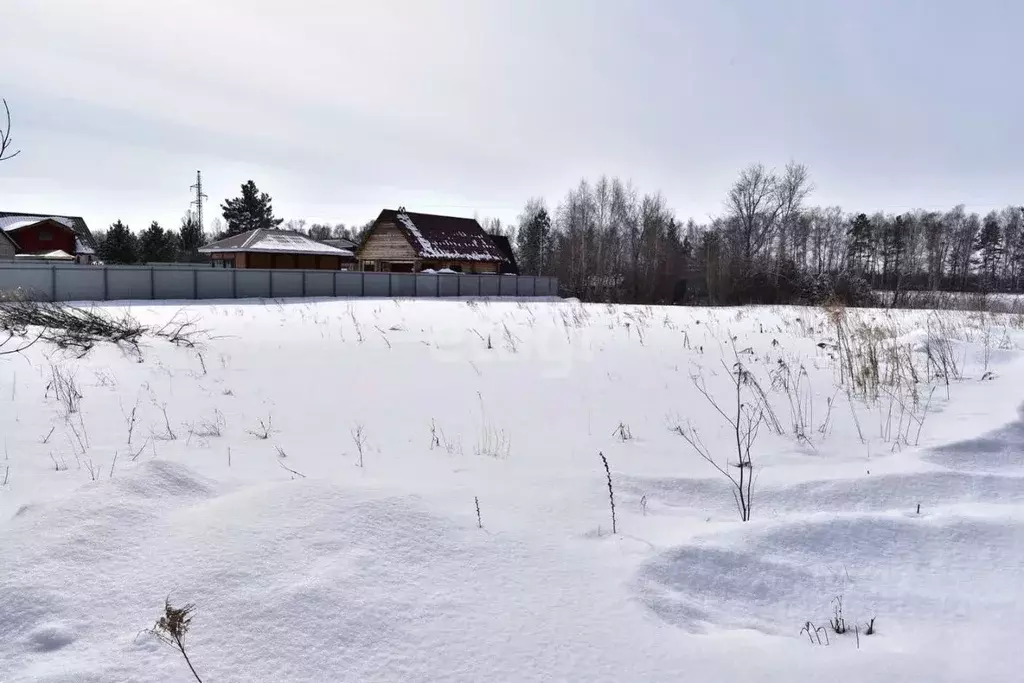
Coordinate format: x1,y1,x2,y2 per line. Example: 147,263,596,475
357,220,418,262
4,219,77,255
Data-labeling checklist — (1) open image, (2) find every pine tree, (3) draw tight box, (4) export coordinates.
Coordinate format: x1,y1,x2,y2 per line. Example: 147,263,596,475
99,220,139,264
139,221,179,263
220,180,282,237
516,202,551,276
974,211,1003,290
847,213,873,274
178,214,206,262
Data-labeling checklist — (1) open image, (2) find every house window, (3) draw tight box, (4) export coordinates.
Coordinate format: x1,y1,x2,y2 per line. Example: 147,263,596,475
363,262,376,272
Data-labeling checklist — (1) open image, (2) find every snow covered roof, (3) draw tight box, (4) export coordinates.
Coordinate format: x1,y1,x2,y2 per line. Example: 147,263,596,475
198,229,355,256
0,216,75,233
0,212,97,251
376,209,507,262
15,249,75,261
75,237,96,256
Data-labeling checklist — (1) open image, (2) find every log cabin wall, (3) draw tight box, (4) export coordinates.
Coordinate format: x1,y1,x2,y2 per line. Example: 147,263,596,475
359,222,417,262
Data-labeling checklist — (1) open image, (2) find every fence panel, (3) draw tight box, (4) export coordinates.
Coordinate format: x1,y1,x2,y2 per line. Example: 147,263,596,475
107,267,153,300
336,271,364,296
0,266,52,299
415,273,439,297
270,271,303,298
480,276,500,297
236,270,271,299
153,269,196,300
362,272,390,297
197,269,234,299
56,267,104,301
305,271,334,297
438,274,460,297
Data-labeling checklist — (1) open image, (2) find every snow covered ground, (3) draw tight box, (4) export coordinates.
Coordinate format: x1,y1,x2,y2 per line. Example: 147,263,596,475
1,298,1022,682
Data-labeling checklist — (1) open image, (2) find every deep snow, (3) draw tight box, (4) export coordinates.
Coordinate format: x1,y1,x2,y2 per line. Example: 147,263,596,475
1,298,1022,682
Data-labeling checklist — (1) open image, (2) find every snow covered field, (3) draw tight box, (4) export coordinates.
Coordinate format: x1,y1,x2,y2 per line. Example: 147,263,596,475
1,298,1022,682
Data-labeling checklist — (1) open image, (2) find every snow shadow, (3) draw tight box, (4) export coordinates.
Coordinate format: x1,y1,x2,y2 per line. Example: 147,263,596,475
637,515,1024,636
758,470,1024,515
925,405,1024,473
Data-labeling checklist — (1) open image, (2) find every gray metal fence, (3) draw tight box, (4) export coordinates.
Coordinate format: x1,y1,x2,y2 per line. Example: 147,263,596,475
0,262,559,302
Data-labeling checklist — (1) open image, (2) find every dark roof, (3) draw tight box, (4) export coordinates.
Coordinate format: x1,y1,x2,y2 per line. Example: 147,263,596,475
488,234,519,274
376,209,507,262
319,237,358,251
198,228,353,256
0,212,96,250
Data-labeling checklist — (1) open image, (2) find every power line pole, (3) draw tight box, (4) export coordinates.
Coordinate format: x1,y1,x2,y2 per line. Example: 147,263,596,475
190,170,208,230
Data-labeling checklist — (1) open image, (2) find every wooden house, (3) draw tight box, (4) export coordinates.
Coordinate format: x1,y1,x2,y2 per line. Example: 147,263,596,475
0,212,98,263
198,228,355,269
357,208,510,273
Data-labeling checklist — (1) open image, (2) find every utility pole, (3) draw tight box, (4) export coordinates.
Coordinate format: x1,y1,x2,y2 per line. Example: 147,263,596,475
190,170,208,231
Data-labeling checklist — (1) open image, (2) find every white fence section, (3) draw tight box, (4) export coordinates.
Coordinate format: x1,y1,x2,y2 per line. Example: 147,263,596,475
0,263,559,302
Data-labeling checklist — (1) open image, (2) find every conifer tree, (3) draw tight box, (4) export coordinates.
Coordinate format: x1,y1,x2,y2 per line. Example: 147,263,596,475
99,220,139,264
220,180,282,237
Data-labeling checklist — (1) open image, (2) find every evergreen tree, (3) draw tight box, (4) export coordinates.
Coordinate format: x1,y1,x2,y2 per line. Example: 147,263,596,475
178,214,206,262
516,201,551,276
974,211,1003,289
882,215,907,288
220,180,282,237
138,221,179,263
99,220,139,264
847,213,873,274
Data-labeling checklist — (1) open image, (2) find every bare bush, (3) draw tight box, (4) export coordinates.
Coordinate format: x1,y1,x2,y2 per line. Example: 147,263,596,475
352,423,367,467
47,364,82,416
475,424,511,459
248,415,274,440
599,451,617,534
674,358,777,522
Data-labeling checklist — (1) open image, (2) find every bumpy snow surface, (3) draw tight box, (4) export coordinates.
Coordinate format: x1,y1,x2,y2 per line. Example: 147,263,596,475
1,299,1022,682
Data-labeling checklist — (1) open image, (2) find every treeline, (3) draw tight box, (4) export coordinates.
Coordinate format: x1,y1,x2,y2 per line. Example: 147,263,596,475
511,163,1024,306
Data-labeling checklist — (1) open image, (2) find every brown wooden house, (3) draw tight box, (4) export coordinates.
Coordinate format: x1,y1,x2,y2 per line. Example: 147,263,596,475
198,228,355,269
357,208,510,273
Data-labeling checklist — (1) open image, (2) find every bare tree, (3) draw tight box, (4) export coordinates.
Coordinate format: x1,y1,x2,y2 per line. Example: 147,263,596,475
1,99,21,162
775,161,814,269
726,163,783,269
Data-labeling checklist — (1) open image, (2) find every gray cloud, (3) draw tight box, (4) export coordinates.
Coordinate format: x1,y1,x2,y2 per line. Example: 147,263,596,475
2,0,1022,234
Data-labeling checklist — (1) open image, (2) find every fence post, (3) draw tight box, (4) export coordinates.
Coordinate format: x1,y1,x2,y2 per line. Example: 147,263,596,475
302,270,307,297
436,274,440,297
232,268,237,299
388,273,393,297
149,267,155,299
192,268,198,300
361,270,366,297
50,265,56,302
332,271,338,298
103,266,109,301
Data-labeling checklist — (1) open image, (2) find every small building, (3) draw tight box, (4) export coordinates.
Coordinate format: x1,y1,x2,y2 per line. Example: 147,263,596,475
0,212,98,264
357,208,510,273
198,228,355,269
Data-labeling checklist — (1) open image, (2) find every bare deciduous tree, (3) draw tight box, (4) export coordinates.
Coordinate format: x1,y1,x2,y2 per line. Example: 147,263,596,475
1,99,20,162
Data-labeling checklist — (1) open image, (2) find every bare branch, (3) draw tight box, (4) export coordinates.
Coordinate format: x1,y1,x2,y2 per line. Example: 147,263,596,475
0,99,21,162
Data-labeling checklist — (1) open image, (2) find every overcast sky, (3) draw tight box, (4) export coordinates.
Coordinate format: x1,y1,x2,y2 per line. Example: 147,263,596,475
2,0,1021,235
